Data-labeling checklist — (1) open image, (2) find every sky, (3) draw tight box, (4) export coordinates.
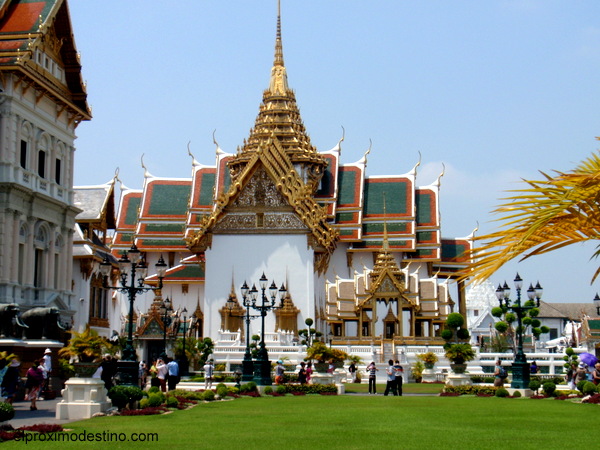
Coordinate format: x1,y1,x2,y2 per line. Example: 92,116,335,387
67,1,600,304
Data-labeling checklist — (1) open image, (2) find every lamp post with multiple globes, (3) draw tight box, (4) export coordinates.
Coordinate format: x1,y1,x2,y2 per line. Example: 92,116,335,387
240,273,286,385
495,273,543,389
100,244,167,386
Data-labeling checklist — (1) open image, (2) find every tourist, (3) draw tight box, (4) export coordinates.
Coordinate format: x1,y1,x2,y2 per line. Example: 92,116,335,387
566,362,577,390
493,359,505,387
530,361,538,374
327,360,334,374
25,360,44,410
167,357,180,391
384,360,396,396
575,362,588,385
42,348,52,394
348,361,357,383
100,354,117,391
393,360,404,396
149,359,160,388
305,362,313,383
139,361,147,389
592,363,600,385
156,358,168,392
203,359,214,390
366,361,378,394
1,359,20,404
298,362,307,384
275,360,285,385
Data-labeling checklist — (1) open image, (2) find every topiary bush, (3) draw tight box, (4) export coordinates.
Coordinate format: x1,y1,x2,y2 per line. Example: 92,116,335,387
108,385,144,410
148,386,160,394
139,398,149,409
216,385,229,398
528,380,541,394
0,402,15,422
512,390,522,398
276,385,286,395
495,388,509,397
582,381,597,396
576,380,588,393
165,396,178,408
263,386,273,395
147,392,166,407
542,382,556,397
202,390,215,401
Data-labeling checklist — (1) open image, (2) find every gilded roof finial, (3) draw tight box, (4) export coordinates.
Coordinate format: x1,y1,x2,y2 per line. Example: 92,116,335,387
269,0,288,94
274,0,283,67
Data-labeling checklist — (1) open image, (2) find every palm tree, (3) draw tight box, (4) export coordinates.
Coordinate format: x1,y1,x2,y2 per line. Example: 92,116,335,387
462,148,600,283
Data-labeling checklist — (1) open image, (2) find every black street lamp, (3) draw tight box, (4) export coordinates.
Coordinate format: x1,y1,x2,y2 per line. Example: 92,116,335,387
240,273,286,385
180,307,189,377
227,292,260,382
495,273,543,389
160,297,173,359
594,293,600,315
100,245,167,386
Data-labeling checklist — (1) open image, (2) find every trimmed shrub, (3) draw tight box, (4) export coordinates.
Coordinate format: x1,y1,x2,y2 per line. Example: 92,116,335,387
276,385,286,395
148,386,160,394
576,380,588,393
0,402,15,422
528,380,541,393
495,388,509,397
139,398,149,409
165,396,178,408
582,381,597,396
512,390,522,398
202,390,215,401
216,385,229,398
263,386,273,395
444,385,498,396
107,390,128,409
542,382,556,397
147,392,165,407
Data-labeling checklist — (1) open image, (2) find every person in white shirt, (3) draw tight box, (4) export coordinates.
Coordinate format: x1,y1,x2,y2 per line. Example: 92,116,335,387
203,359,214,390
156,358,168,392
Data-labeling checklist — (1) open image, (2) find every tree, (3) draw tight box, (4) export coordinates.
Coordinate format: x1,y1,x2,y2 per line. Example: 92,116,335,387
173,337,202,369
462,149,600,283
196,337,214,366
298,318,322,346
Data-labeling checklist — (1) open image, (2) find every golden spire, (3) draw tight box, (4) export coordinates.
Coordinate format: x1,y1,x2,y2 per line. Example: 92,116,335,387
228,0,327,186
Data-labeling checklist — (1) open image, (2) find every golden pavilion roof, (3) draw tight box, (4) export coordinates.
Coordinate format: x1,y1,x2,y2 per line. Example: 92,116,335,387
227,3,327,191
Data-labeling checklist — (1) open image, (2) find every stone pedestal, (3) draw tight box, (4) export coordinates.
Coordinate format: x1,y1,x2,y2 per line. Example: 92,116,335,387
310,370,346,394
445,373,472,387
56,378,111,420
422,368,437,383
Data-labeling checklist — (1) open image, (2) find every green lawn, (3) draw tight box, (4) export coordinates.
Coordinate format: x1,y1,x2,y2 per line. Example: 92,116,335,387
4,395,596,449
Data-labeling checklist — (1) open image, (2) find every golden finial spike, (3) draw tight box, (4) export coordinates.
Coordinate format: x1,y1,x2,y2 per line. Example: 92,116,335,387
274,0,284,67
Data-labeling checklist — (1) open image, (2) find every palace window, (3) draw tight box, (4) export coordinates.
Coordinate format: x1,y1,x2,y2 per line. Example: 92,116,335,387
37,150,46,178
20,140,27,169
89,273,109,327
55,158,61,185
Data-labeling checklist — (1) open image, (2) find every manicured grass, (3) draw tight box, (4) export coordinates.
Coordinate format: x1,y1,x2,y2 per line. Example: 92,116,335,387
4,395,596,449
345,382,444,394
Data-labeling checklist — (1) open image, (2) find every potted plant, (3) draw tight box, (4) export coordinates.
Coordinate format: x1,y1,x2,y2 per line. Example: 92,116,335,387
417,352,439,369
58,325,108,377
444,343,476,373
305,341,348,372
441,313,475,374
412,360,424,383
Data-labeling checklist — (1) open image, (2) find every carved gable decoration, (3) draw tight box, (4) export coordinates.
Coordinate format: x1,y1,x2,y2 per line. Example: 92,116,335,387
232,166,288,208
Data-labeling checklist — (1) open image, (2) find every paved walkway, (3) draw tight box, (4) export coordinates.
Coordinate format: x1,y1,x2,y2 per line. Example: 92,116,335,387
4,398,74,429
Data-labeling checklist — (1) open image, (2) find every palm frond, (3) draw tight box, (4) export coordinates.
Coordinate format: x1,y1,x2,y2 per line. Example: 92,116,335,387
460,150,600,284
